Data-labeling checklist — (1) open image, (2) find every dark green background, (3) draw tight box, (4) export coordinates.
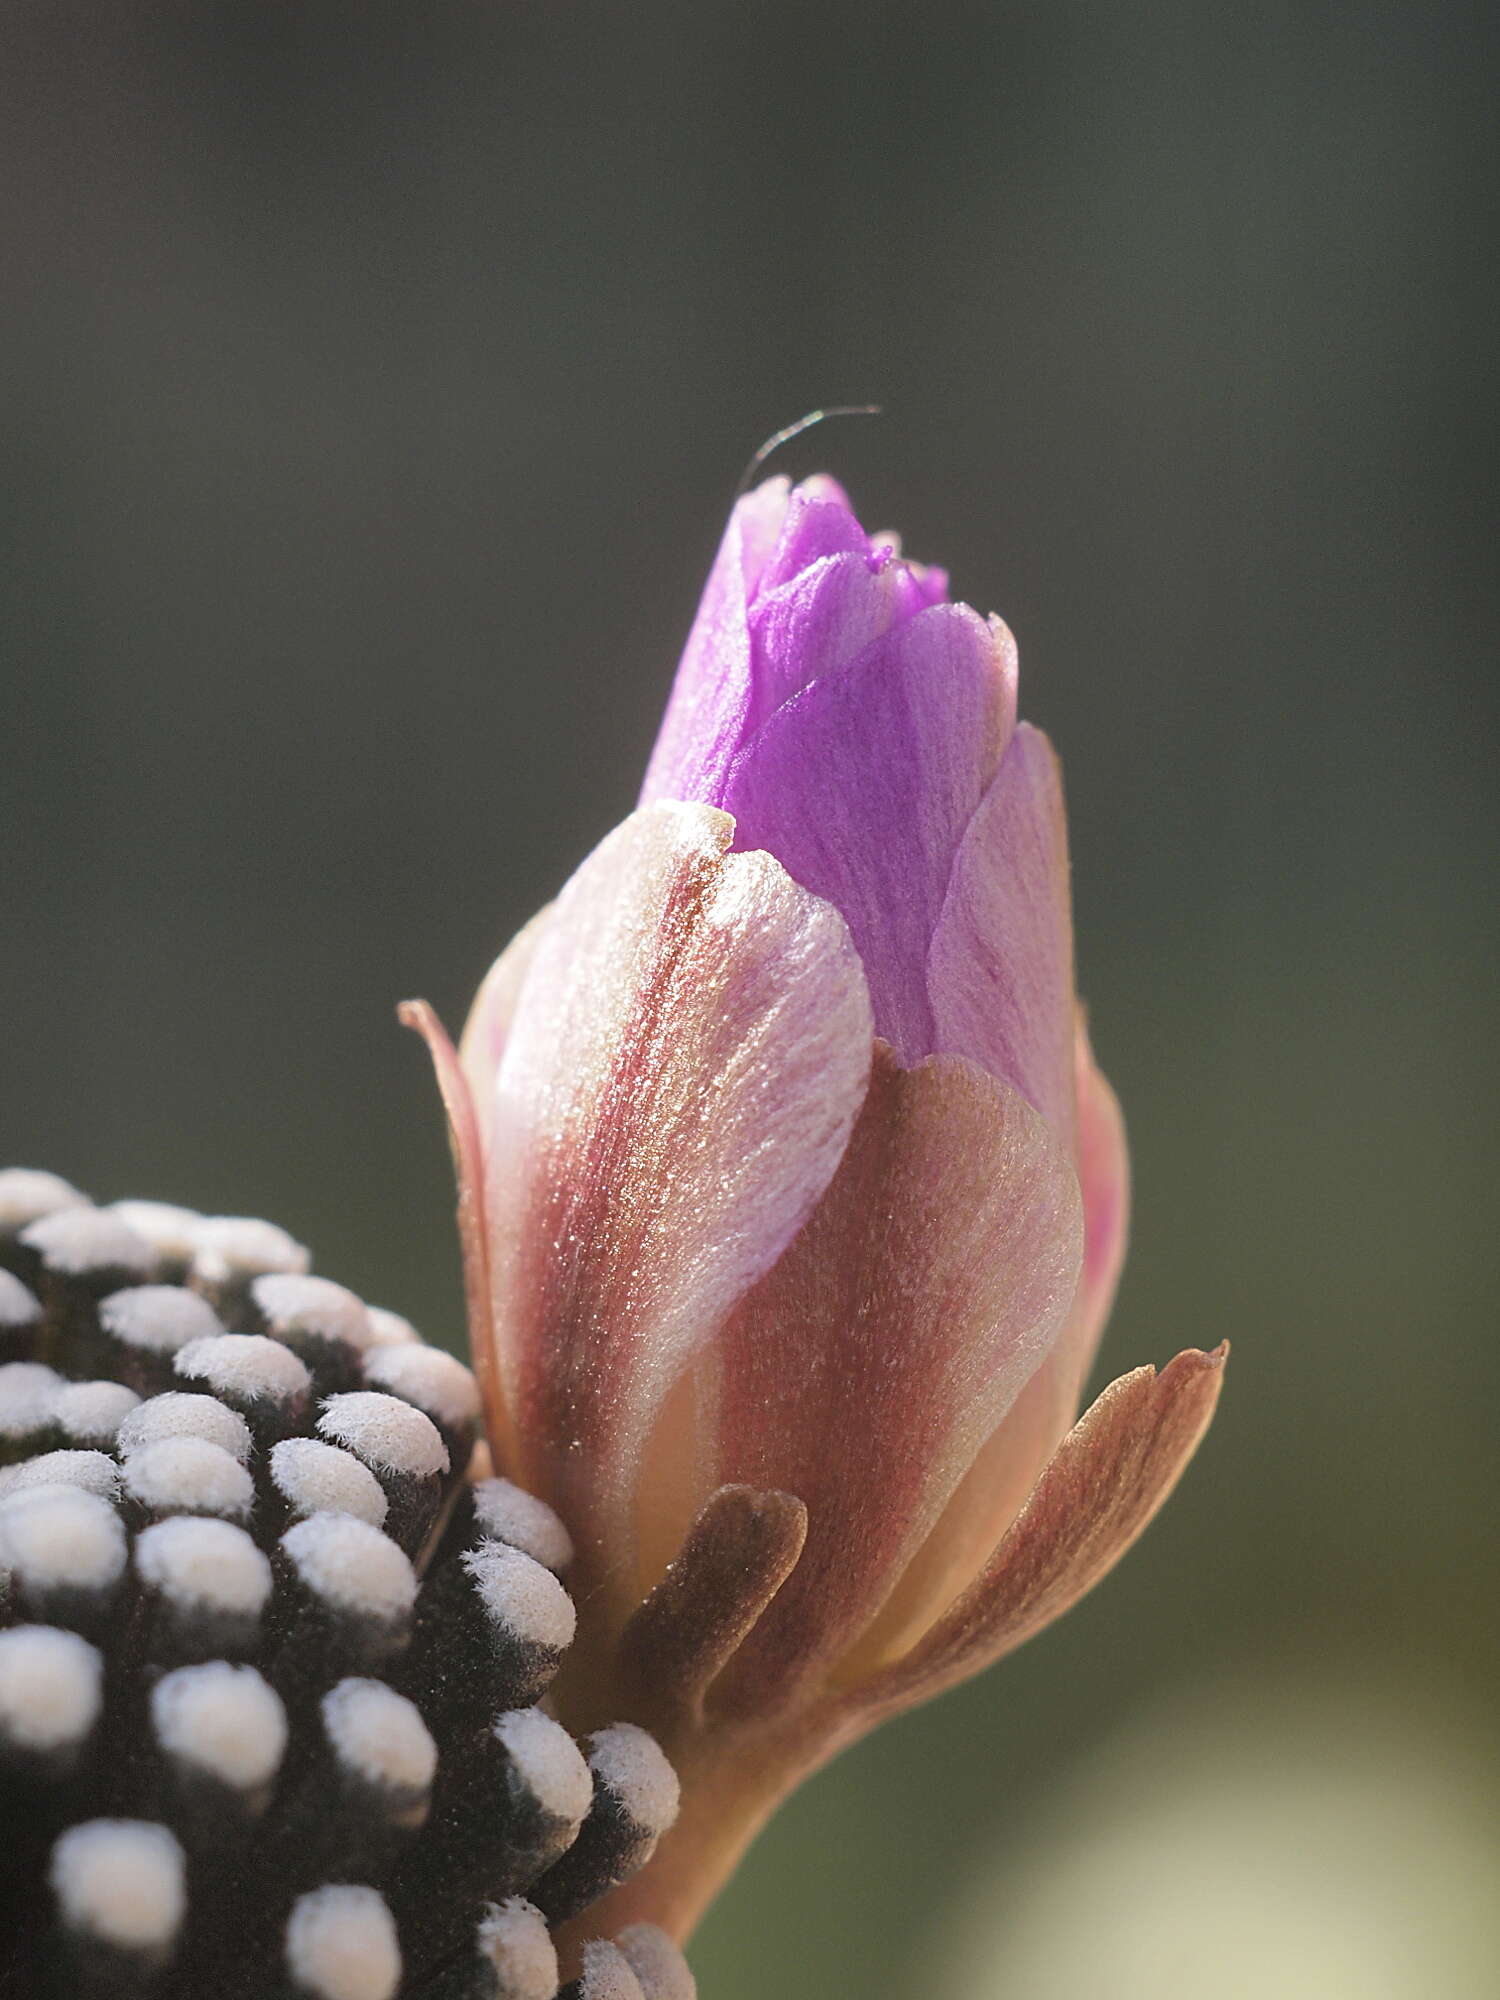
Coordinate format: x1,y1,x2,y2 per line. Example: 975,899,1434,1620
3,5,1495,1994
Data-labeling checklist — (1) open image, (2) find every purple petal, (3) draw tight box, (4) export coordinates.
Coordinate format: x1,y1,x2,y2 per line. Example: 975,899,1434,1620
753,484,868,597
724,603,1016,1064
745,551,913,735
893,559,950,617
639,480,793,807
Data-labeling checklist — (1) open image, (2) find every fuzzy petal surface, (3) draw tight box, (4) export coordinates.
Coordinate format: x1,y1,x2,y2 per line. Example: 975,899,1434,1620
457,906,554,1156
854,1018,1130,1666
708,1042,1083,1712
478,802,874,1557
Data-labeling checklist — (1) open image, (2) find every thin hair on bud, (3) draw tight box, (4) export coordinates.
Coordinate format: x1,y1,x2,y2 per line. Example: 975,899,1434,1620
733,405,882,497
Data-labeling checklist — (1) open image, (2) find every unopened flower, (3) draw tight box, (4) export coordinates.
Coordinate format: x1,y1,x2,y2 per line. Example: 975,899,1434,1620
0,1168,695,1999
406,473,1225,1942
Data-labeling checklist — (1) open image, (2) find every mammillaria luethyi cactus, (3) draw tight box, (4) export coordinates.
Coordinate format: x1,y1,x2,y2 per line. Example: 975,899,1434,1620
0,1167,692,2000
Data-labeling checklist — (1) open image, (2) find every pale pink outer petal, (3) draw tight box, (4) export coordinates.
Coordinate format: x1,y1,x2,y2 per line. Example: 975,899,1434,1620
481,801,874,1560
855,1015,1130,1666
707,1043,1083,1714
457,905,555,1156
927,721,1075,1133
857,1344,1227,1719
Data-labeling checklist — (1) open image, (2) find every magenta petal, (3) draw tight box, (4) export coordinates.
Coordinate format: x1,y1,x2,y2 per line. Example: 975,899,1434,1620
892,560,950,617
639,480,793,808
724,603,1016,1064
753,484,867,596
745,552,911,734
927,722,1075,1130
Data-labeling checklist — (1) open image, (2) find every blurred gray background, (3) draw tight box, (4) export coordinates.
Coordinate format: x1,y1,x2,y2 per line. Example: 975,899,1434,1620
3,4,1496,1994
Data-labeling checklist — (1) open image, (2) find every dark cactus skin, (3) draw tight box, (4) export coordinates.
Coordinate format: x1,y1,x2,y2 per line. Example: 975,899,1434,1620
0,1170,688,2000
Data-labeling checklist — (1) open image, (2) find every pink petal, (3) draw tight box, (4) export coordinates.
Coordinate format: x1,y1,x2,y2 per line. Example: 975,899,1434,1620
480,802,874,1563
708,1043,1083,1714
1067,1017,1132,1378
927,721,1075,1132
457,905,554,1157
862,1344,1227,1716
853,1017,1130,1665
724,603,1016,1065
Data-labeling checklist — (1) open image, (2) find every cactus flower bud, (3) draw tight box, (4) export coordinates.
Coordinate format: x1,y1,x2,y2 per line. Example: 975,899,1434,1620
405,473,1224,1943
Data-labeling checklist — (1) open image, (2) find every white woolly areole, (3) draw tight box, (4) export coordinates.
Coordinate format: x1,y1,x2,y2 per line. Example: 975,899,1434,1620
151,1662,287,1790
0,1361,63,1436
0,1451,121,1501
284,1884,401,2000
0,1168,88,1229
475,1899,558,1999
578,1940,647,2000
20,1205,154,1278
491,1707,592,1827
53,1379,140,1446
320,1677,436,1793
616,1924,698,2000
0,1268,40,1328
363,1343,480,1428
100,1286,223,1355
122,1438,254,1520
0,1625,103,1750
461,1539,576,1651
134,1517,272,1615
117,1392,252,1463
588,1724,681,1835
0,1483,126,1590
252,1273,373,1351
471,1478,574,1573
271,1438,387,1526
280,1514,416,1620
50,1820,186,1949
191,1215,311,1286
108,1201,203,1264
364,1306,420,1348
316,1392,448,1479
175,1332,311,1403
